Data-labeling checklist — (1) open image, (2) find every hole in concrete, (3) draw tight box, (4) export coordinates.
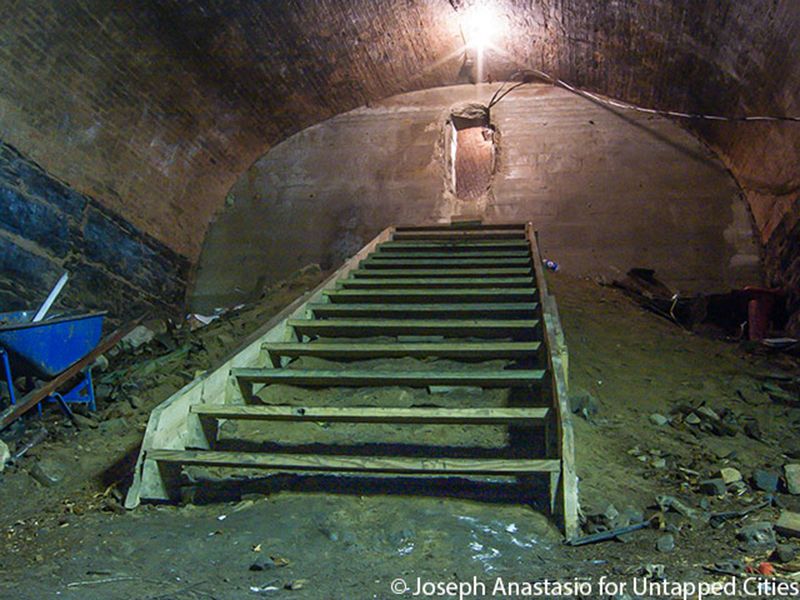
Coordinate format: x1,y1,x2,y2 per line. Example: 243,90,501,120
447,104,496,200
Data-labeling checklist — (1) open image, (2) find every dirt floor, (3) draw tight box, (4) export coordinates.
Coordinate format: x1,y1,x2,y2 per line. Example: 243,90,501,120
1,270,800,599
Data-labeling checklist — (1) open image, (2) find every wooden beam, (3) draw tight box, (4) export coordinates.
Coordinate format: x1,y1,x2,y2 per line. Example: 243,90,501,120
286,318,540,338
395,223,526,232
147,449,560,475
350,268,532,278
307,302,538,319
362,258,531,268
324,289,536,303
232,368,545,388
191,404,549,424
338,277,534,289
393,231,526,240
369,251,531,260
262,341,542,360
379,240,529,250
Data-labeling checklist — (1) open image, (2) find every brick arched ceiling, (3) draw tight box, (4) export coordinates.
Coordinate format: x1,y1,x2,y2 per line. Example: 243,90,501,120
1,0,798,259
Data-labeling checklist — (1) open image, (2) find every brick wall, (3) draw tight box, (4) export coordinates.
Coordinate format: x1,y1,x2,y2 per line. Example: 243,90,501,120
0,140,189,322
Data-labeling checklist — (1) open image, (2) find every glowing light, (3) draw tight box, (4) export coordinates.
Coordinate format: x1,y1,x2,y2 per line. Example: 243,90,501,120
461,3,501,52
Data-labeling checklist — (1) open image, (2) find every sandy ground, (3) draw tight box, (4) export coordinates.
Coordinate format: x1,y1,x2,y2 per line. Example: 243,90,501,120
1,271,799,599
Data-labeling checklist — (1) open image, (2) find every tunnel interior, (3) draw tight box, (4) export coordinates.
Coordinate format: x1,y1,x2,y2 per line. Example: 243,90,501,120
2,1,800,595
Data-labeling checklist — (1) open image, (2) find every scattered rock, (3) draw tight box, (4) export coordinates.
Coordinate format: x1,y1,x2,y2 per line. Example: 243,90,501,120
29,457,67,487
570,389,599,420
698,479,726,496
72,413,99,430
651,457,667,469
719,467,742,485
776,511,800,537
284,579,307,591
752,469,780,493
685,413,701,425
656,533,675,553
773,544,797,563
696,406,720,421
744,420,763,441
249,556,289,571
784,464,800,495
737,522,776,548
649,413,669,426
120,325,156,351
0,440,10,472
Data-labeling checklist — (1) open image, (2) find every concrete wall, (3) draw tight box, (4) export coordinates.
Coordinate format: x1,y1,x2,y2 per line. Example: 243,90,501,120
192,84,760,310
0,140,189,322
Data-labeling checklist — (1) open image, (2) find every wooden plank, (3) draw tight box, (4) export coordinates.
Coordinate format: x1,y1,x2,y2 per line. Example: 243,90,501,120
262,341,542,360
350,268,532,278
324,288,536,303
126,226,397,508
0,316,143,430
395,223,526,232
379,240,529,250
232,368,545,387
148,449,561,475
370,251,531,259
363,258,531,268
287,318,539,338
526,223,579,540
308,302,538,319
191,404,549,424
338,277,534,289
393,231,526,240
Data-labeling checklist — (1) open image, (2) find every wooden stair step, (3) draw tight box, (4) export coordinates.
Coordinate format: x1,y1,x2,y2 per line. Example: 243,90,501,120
148,449,560,475
324,288,536,303
287,318,539,338
191,404,549,424
350,268,532,278
392,231,526,241
233,368,545,387
338,277,533,289
362,258,531,268
308,302,538,319
370,251,531,259
379,240,529,250
395,223,526,232
262,340,542,360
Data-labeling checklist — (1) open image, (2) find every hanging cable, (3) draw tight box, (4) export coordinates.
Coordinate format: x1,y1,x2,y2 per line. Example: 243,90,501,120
487,68,800,123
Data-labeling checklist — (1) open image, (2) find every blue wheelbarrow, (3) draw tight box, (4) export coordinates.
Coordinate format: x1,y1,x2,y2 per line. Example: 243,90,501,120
0,310,106,413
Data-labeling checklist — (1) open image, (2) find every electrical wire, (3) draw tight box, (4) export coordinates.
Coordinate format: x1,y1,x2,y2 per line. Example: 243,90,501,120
489,68,800,123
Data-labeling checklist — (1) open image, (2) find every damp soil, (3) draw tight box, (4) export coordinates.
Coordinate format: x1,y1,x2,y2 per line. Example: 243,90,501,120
1,272,799,599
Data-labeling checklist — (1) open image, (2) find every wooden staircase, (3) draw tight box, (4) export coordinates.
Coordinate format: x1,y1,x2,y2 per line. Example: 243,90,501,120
125,223,578,539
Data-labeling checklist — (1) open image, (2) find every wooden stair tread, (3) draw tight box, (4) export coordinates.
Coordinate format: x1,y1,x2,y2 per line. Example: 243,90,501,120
287,318,539,337
363,258,531,268
392,231,526,240
324,289,536,303
262,341,542,359
395,223,526,232
190,404,549,424
148,449,560,474
350,268,532,277
339,277,533,289
308,302,538,318
233,368,545,387
369,251,531,259
379,240,529,249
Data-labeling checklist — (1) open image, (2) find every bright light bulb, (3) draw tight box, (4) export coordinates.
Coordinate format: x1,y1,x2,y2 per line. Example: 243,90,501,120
462,4,501,52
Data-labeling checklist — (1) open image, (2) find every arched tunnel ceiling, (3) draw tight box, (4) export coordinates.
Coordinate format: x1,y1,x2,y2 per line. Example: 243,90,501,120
1,0,799,259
